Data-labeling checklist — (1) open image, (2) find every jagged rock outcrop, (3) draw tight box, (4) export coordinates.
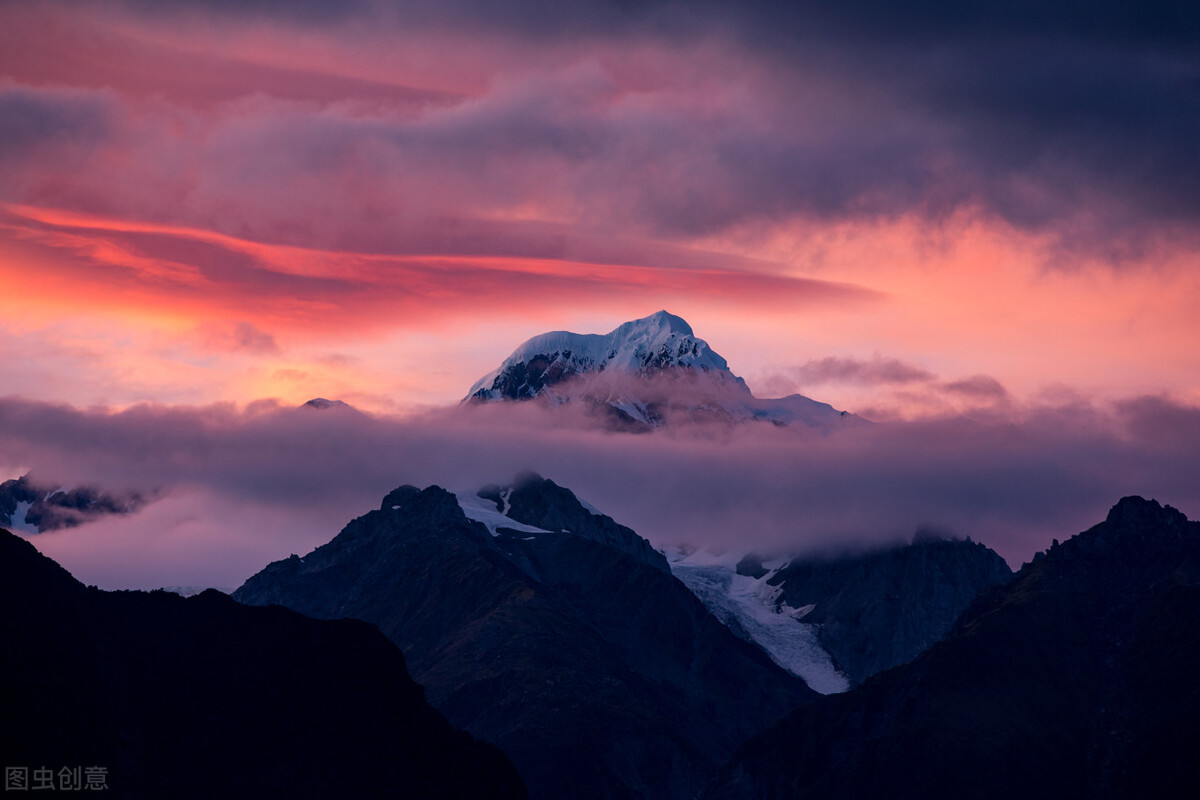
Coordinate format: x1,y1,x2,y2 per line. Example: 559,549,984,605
703,497,1200,800
765,536,1013,684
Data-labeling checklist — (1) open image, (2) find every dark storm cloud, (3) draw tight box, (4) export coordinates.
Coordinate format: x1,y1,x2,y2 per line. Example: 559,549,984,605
453,0,1200,250
0,85,113,156
113,0,375,23
26,0,1200,256
170,0,1195,45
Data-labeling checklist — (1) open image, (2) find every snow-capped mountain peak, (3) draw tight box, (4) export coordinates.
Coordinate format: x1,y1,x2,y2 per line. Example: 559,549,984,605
464,311,868,431
466,310,742,402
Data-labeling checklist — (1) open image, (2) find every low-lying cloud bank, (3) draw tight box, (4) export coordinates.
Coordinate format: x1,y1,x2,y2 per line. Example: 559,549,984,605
2,393,1197,589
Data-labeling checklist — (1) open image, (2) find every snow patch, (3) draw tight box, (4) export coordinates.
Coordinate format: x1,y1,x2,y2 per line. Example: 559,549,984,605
455,492,552,537
7,501,39,535
577,497,604,516
671,560,849,694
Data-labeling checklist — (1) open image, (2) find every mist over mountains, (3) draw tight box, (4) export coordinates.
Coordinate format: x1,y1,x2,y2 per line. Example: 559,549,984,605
1,312,1198,591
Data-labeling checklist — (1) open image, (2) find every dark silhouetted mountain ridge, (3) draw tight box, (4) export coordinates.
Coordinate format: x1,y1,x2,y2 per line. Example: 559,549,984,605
0,528,525,800
762,535,1013,684
236,475,814,800
703,496,1200,800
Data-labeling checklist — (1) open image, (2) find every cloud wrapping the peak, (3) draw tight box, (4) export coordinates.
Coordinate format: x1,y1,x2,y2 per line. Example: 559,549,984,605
3,394,1198,589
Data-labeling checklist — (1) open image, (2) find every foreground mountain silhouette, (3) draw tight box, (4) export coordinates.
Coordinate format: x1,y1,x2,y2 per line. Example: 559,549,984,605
703,496,1200,800
235,473,815,800
0,529,524,800
465,311,864,429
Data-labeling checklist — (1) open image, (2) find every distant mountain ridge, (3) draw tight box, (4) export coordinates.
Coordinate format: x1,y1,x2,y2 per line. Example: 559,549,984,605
465,311,865,430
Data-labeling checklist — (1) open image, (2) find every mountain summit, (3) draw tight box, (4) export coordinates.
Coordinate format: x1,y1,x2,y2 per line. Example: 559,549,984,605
467,311,743,399
466,311,863,429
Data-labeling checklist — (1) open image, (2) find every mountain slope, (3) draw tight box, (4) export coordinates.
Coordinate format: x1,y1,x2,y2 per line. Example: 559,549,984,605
235,474,814,800
670,536,1011,691
0,528,525,800
761,536,1013,684
703,497,1200,800
465,311,863,429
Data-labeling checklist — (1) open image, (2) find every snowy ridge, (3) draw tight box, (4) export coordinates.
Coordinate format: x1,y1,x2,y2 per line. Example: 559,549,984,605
465,310,868,430
669,551,849,694
467,310,746,400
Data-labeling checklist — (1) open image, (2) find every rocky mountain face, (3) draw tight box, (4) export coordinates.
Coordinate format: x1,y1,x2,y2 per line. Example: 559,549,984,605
758,536,1013,685
235,474,814,800
668,535,1010,693
464,310,864,430
703,497,1200,800
0,474,143,533
0,528,525,800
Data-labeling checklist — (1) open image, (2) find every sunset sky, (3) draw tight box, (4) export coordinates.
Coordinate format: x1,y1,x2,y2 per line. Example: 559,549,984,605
3,0,1199,588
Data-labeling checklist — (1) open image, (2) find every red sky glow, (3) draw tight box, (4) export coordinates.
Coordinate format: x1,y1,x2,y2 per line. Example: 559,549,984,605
3,0,1199,586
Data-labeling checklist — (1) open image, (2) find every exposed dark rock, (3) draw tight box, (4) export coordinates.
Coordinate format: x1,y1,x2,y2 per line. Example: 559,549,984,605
235,479,813,800
476,483,505,511
379,483,421,511
0,474,143,532
471,351,597,401
766,537,1012,684
503,471,670,573
735,553,768,579
0,528,525,800
703,497,1200,800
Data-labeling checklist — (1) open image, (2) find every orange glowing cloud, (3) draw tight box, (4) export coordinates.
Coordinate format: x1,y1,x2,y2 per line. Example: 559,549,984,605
0,203,879,338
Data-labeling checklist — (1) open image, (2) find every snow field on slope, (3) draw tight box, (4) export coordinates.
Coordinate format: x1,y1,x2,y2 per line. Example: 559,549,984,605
455,492,552,537
670,561,850,694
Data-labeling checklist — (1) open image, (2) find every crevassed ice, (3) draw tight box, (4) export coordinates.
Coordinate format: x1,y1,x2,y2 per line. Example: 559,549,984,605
670,560,850,694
